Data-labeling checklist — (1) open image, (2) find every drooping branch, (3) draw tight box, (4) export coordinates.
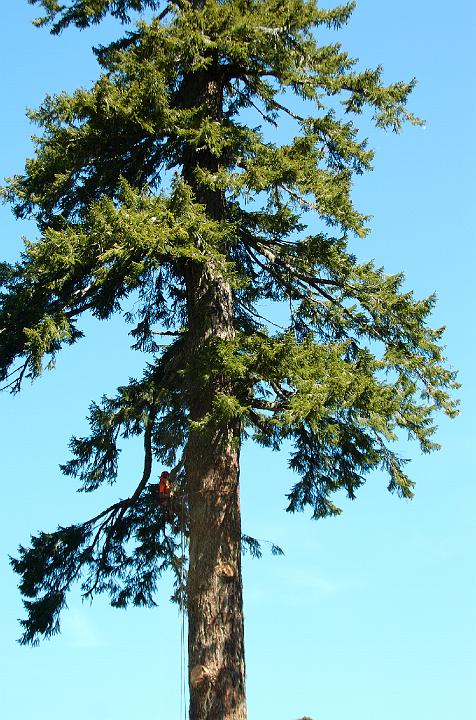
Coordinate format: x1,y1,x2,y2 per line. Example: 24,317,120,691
11,405,185,644
63,406,157,599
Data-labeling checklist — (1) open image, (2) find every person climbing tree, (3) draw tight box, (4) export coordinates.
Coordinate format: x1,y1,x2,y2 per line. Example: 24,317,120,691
157,469,174,525
1,2,458,720
158,470,171,503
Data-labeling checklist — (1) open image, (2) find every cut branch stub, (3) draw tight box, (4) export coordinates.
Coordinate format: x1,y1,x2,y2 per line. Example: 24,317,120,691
190,664,215,688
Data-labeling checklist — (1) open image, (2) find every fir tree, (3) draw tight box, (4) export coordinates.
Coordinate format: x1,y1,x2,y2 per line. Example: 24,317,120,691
1,2,458,718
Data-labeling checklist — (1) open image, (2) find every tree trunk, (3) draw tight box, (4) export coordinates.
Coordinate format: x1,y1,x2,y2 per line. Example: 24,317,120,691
184,266,247,720
186,408,246,720
178,35,246,715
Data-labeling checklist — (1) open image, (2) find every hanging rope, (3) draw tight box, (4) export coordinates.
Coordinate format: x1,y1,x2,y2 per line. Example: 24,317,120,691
179,490,187,720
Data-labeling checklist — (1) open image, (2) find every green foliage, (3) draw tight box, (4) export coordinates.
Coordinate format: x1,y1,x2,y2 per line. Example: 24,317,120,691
29,1,163,33
2,0,458,643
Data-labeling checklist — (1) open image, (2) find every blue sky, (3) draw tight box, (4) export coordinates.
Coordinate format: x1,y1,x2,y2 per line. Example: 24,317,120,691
1,2,475,719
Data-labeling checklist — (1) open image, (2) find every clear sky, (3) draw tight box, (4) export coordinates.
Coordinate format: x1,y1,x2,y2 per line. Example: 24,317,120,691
1,2,475,719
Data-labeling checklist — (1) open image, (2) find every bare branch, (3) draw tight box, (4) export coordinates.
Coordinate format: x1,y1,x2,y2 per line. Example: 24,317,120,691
267,98,305,122
0,356,30,393
251,399,286,411
235,87,278,127
281,183,320,211
149,329,185,336
236,299,287,331
270,381,290,399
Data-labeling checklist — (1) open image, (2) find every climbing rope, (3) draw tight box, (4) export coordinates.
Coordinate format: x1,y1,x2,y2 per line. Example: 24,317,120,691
179,491,187,720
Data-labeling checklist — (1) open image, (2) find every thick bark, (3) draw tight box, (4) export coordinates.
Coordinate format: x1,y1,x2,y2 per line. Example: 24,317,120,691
184,268,246,720
185,405,245,720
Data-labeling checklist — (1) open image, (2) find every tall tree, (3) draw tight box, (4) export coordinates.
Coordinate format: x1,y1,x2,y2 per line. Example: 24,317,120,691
1,1,457,718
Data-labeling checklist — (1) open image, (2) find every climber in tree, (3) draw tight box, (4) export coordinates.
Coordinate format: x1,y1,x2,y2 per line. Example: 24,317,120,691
158,470,171,503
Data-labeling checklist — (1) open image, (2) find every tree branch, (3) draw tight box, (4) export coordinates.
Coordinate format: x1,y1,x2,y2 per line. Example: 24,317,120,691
82,407,157,598
0,356,31,393
267,98,305,122
251,398,286,411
